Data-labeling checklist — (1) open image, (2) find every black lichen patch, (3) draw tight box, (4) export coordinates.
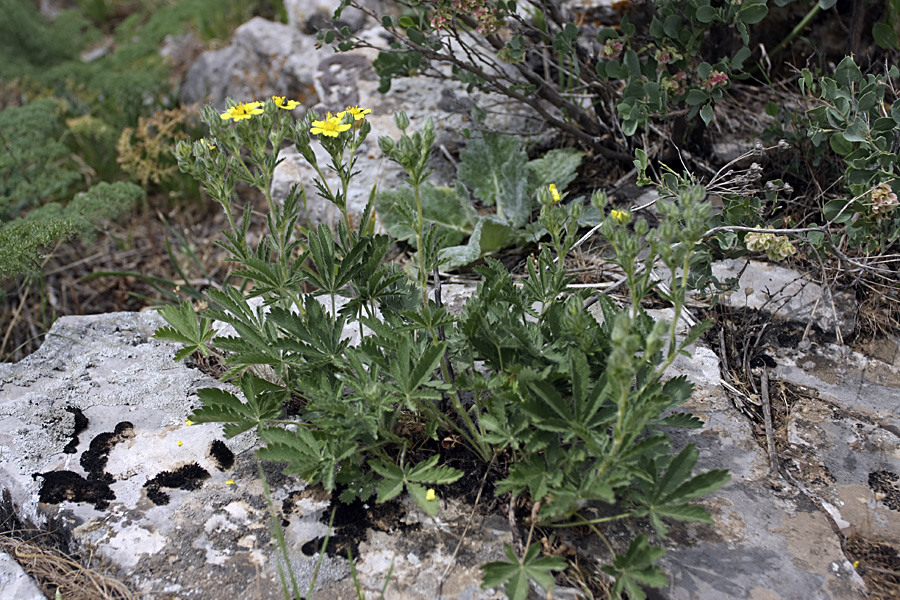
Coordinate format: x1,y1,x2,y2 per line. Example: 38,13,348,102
80,422,134,483
35,470,115,510
62,407,89,454
300,491,415,558
869,469,900,511
143,463,210,506
209,440,234,471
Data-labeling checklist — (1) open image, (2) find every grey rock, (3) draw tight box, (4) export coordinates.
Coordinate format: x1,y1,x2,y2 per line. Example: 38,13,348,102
653,345,867,599
180,17,319,108
285,0,371,33
711,258,857,338
0,312,508,599
0,549,45,600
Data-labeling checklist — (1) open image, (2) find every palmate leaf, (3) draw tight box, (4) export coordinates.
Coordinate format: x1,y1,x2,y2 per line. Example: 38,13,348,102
370,455,462,516
257,426,357,492
154,302,216,361
190,373,286,437
481,543,567,600
631,444,730,537
601,534,668,600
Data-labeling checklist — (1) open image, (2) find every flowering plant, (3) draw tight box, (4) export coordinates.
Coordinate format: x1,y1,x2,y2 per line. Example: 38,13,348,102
162,100,729,599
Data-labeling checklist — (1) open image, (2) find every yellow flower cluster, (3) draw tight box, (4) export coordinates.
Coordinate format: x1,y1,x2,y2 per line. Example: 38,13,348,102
220,101,264,121
219,96,302,121
426,488,436,501
272,96,301,110
610,209,630,224
549,183,561,203
309,106,372,137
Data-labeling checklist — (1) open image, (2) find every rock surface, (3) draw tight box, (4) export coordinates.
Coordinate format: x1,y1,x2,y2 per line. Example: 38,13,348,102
0,311,508,599
1,300,897,598
0,549,45,600
712,259,857,338
180,17,320,109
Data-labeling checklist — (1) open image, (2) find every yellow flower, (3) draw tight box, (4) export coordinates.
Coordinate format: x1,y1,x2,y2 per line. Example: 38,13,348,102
225,480,235,485
185,418,194,426
426,489,436,501
339,105,372,121
610,209,630,224
177,440,183,446
310,112,352,137
549,183,561,203
852,560,859,569
272,96,301,110
220,101,264,121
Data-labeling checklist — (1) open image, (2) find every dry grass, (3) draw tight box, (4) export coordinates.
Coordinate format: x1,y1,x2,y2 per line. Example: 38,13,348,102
0,529,135,600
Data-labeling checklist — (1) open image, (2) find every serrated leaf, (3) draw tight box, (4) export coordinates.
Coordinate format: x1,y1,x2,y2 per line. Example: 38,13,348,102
375,477,405,504
667,468,730,504
190,374,285,437
654,504,713,523
481,544,566,600
407,482,440,516
155,302,215,360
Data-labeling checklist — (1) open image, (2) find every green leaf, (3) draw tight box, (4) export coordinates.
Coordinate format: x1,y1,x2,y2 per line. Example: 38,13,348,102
601,535,668,600
481,544,567,600
623,50,641,77
730,47,751,70
824,198,855,223
685,90,708,106
527,148,584,191
191,373,286,437
438,218,485,269
829,132,853,156
458,133,532,227
407,482,440,516
739,0,768,24
154,301,216,361
695,5,716,23
818,0,837,8
699,104,714,125
835,56,862,87
654,412,704,429
842,117,869,143
378,184,471,247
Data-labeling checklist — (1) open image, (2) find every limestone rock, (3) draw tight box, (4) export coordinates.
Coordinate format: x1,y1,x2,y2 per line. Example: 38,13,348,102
180,17,319,108
0,312,509,599
712,258,857,338
0,549,45,600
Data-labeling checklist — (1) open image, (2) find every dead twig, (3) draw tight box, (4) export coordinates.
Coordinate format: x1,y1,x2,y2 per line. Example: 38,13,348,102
760,369,778,474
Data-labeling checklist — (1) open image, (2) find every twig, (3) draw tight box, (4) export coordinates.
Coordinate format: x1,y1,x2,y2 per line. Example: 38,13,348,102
718,326,729,374
760,369,778,473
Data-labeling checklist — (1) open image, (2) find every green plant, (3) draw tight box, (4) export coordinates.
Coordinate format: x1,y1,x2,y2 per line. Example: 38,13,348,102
319,0,777,154
378,120,591,269
161,100,729,599
801,56,900,253
0,181,143,281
